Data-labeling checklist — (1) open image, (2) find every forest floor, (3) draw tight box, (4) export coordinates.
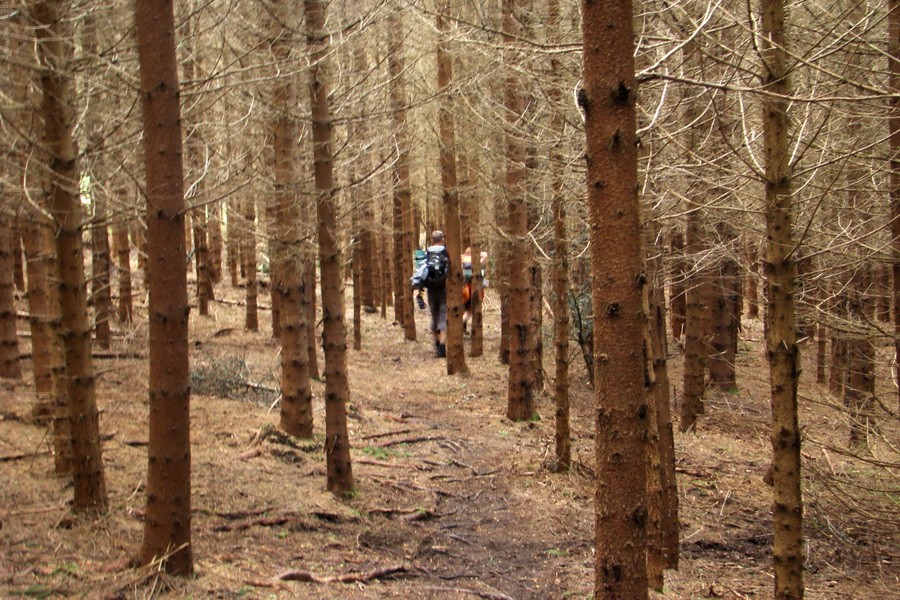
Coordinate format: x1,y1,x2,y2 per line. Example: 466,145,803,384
1,280,899,600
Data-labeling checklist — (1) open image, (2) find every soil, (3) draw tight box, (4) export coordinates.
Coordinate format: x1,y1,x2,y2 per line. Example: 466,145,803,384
1,281,899,599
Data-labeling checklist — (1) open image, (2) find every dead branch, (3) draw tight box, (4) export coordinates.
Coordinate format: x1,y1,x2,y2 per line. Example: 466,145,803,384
359,428,414,440
0,450,52,462
211,512,314,532
374,435,444,448
356,458,430,471
276,564,413,584
422,586,517,600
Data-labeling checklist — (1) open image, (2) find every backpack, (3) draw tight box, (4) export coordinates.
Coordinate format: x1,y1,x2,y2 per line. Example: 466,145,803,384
423,247,449,289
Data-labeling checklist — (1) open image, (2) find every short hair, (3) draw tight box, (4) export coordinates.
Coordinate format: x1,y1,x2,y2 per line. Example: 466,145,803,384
432,230,445,244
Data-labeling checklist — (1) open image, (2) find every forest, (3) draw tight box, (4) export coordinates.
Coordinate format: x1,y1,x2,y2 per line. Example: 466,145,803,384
1,0,900,598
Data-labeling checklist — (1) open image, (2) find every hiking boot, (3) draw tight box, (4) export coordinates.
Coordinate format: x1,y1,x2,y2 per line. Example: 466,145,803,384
436,343,446,358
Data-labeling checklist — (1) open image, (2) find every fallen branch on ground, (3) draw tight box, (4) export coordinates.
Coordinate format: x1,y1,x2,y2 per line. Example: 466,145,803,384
0,450,52,462
356,458,430,471
212,512,314,532
374,435,443,448
276,564,413,584
360,428,414,440
422,586,516,600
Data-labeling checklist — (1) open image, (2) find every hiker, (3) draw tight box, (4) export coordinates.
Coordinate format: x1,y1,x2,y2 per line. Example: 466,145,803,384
410,230,450,358
461,248,487,335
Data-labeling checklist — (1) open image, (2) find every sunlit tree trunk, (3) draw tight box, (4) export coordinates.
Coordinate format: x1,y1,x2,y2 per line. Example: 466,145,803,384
304,0,354,494
33,0,108,513
760,0,805,595
581,0,648,596
134,0,192,573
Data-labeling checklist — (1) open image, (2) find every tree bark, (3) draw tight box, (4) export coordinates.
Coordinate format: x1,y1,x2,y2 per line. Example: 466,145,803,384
504,0,534,421
114,224,133,324
33,0,108,513
0,218,21,379
890,0,900,413
304,0,354,494
91,198,112,349
243,198,258,332
437,5,468,375
271,0,313,439
134,0,193,574
760,0,805,595
668,231,687,340
581,0,648,597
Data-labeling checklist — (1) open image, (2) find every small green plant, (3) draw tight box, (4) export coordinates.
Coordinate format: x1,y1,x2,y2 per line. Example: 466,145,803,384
546,548,569,557
529,412,542,422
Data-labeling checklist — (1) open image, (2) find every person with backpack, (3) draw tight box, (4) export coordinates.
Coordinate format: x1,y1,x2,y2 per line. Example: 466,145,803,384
410,230,450,357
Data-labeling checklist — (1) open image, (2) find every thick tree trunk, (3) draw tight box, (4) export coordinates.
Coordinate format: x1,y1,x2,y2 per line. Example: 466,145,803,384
23,223,72,475
680,202,709,430
582,0,649,595
134,0,193,572
305,0,354,494
437,6,468,375
504,0,534,421
34,0,108,513
760,0,805,595
271,0,313,438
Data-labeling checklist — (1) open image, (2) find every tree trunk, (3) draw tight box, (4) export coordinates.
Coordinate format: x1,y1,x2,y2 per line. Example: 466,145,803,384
306,257,319,380
709,226,739,391
243,198,258,332
227,200,240,287
746,242,760,319
91,198,112,349
114,225,133,324
304,0,354,494
504,0,534,421
23,223,72,475
668,230,687,340
208,201,223,285
388,12,415,341
581,0,649,595
890,0,900,413
271,0,313,438
191,209,211,316
134,0,193,572
437,6,468,375
33,0,108,513
0,218,21,379
680,201,709,430
760,0,805,595
547,0,569,467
